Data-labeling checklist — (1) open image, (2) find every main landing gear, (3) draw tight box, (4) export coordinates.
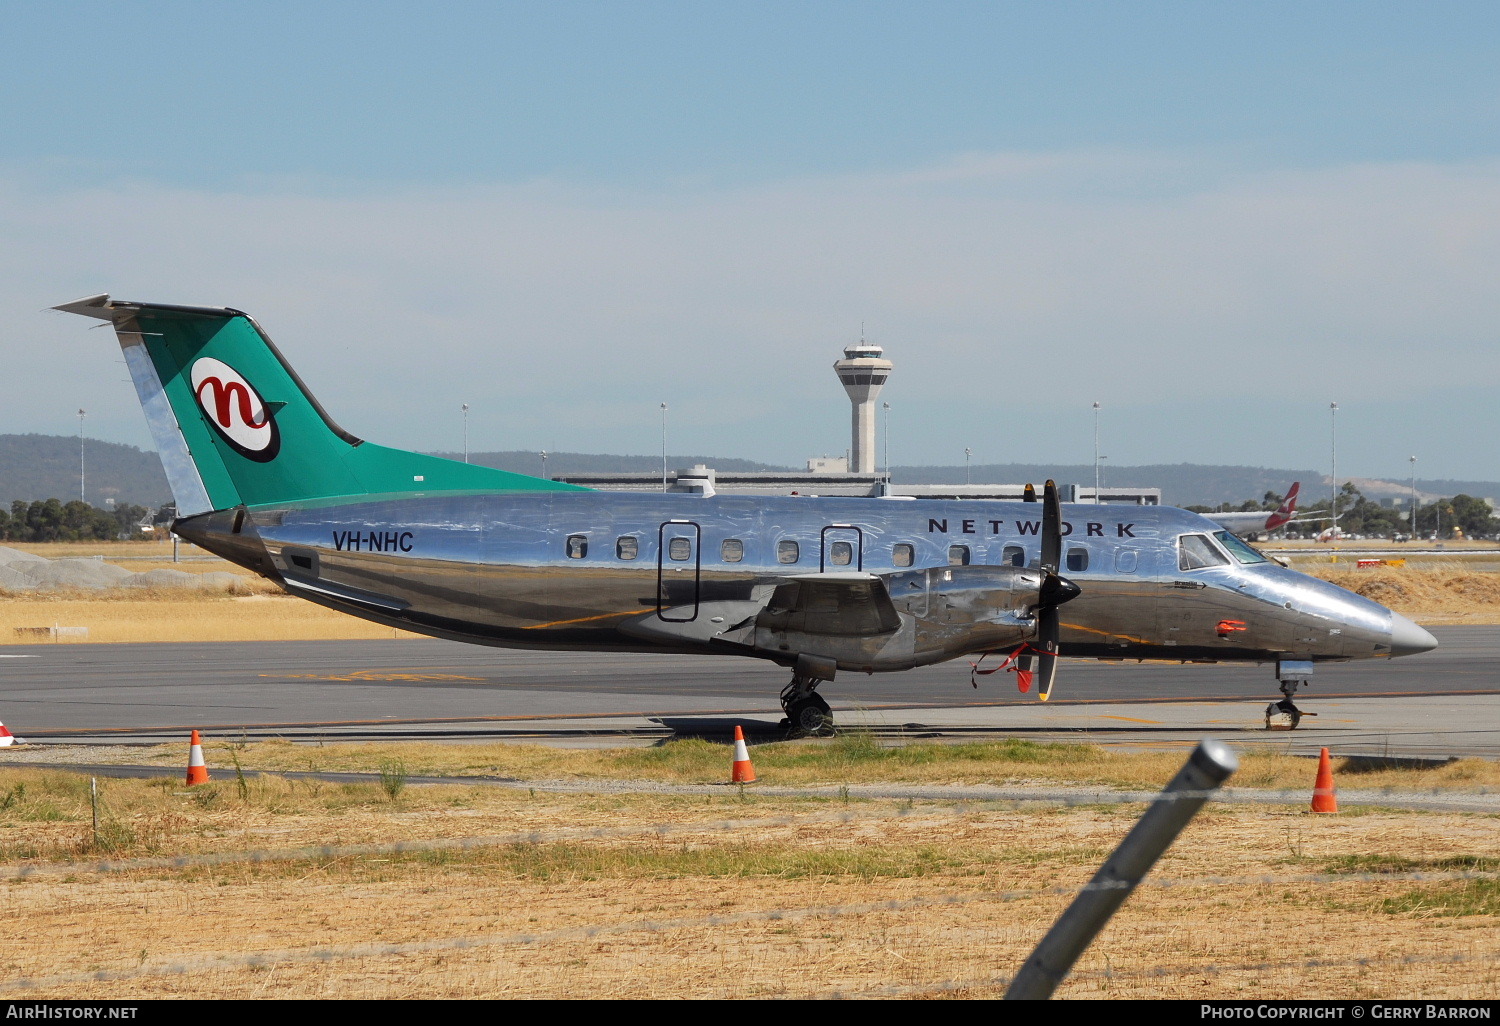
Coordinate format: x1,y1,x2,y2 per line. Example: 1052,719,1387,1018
1265,659,1317,731
780,654,837,738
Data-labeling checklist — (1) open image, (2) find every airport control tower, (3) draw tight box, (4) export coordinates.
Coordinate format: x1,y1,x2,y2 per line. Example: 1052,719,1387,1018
833,339,893,474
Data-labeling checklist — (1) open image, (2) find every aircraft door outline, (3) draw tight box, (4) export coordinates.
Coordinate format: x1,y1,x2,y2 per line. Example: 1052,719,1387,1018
656,520,701,622
819,525,864,573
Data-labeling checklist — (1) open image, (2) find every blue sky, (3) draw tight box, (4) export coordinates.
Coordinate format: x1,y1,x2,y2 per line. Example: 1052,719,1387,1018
5,1,1500,485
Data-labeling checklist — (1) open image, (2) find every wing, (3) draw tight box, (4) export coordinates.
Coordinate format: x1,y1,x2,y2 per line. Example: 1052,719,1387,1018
619,571,899,648
755,572,902,636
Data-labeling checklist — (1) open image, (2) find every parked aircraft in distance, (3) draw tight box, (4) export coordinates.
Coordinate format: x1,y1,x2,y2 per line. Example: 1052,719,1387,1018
1201,482,1330,540
56,296,1437,732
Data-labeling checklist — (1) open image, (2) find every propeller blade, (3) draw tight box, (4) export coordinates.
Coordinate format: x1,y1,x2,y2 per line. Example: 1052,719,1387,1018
1035,605,1059,702
1023,483,1037,503
1032,479,1074,702
1040,479,1062,572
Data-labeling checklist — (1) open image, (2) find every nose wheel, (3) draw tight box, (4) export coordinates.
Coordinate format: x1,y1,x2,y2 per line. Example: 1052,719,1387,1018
1265,666,1317,731
1265,698,1302,731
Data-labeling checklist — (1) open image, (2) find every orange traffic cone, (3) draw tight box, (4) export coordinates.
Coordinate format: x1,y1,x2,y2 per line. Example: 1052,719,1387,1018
730,725,757,783
1310,746,1338,813
0,720,17,747
185,730,210,786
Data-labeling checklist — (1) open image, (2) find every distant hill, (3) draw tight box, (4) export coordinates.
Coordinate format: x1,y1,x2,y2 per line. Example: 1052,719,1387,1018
0,434,170,509
1,435,1495,509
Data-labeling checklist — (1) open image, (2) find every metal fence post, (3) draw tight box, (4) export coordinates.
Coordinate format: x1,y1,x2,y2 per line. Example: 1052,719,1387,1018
1005,738,1239,1000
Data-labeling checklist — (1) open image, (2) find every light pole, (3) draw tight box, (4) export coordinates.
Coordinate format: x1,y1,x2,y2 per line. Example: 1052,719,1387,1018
1332,402,1344,525
1409,456,1418,539
1329,402,1339,550
461,404,469,463
1098,455,1107,499
1093,401,1101,503
539,450,548,480
659,403,668,492
964,447,972,485
77,409,85,504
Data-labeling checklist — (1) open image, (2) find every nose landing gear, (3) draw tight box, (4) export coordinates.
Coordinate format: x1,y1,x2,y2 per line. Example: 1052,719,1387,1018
1266,659,1317,731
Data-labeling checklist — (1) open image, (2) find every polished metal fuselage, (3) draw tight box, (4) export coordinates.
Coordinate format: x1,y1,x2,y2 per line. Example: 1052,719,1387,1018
177,491,1401,669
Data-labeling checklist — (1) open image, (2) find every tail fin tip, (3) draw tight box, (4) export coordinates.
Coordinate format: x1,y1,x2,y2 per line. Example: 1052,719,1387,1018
53,294,114,319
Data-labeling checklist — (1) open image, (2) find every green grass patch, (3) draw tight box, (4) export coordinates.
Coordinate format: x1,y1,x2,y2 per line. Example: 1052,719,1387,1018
1380,879,1500,917
155,838,1060,885
1322,854,1500,875
449,840,988,881
1320,855,1500,919
15,736,1500,798
615,734,1100,780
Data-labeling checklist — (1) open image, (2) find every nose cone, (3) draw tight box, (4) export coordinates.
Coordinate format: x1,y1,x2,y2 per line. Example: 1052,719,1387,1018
1389,612,1438,657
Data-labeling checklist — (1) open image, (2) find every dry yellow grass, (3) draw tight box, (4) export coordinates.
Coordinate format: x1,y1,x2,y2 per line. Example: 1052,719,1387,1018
0,595,421,644
10,540,213,561
0,763,1492,999
1306,564,1500,625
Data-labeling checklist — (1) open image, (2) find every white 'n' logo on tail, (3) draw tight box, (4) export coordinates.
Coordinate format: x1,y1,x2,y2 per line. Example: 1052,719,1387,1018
190,357,280,462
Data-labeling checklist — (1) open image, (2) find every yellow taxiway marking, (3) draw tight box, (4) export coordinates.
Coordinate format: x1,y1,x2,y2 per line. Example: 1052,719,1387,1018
1061,622,1151,645
269,672,486,682
523,608,656,629
1097,714,1166,724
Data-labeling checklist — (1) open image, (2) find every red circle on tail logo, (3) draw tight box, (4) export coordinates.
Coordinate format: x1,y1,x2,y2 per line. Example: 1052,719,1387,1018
190,357,280,462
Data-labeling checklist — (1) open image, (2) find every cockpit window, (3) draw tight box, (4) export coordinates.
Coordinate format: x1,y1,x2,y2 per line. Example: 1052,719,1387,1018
1178,533,1229,571
1214,530,1268,565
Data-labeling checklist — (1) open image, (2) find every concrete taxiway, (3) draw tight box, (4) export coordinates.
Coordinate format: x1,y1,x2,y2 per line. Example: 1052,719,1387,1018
0,626,1494,758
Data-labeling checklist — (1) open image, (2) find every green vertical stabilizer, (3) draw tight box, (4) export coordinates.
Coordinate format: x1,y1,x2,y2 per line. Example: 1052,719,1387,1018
56,295,587,514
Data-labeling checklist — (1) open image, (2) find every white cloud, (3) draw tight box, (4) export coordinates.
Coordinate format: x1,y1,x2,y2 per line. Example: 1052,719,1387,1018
4,150,1499,479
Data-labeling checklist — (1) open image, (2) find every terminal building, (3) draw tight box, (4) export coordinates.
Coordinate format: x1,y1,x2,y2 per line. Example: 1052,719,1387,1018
557,463,1159,504
556,336,1160,506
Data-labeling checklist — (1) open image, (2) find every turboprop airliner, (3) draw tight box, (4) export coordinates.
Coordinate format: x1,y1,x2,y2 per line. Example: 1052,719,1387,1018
54,295,1437,733
1201,482,1330,540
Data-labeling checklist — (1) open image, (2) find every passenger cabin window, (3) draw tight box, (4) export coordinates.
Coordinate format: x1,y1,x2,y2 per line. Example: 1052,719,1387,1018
1001,545,1024,567
667,537,692,561
948,545,970,566
777,540,800,564
1213,530,1269,564
1115,549,1138,573
892,543,915,567
1066,547,1089,572
615,537,638,560
829,541,853,566
1178,533,1229,571
721,538,744,563
566,535,588,559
